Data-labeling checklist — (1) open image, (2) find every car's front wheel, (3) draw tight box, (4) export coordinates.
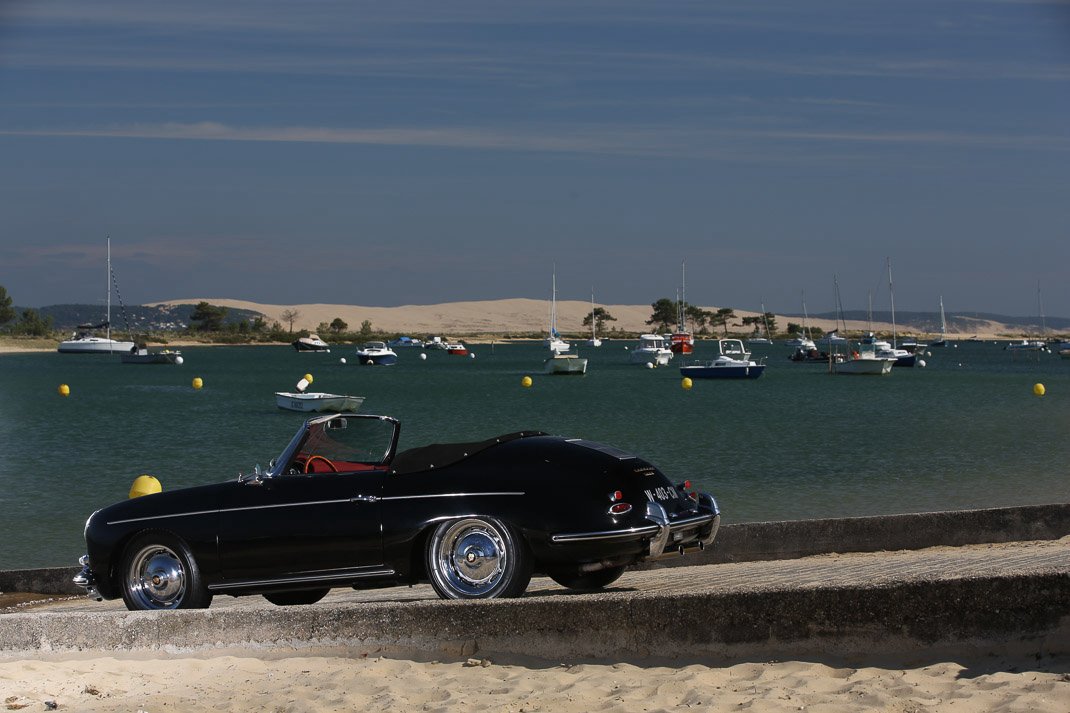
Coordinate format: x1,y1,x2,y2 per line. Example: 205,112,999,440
119,532,212,611
426,517,531,599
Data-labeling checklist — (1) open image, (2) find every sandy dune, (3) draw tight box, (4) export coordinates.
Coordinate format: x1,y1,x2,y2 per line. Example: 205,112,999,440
151,297,967,338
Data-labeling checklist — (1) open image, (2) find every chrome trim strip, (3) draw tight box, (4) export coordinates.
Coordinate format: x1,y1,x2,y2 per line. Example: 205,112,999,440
107,497,383,525
381,491,525,501
107,492,525,526
550,512,716,544
107,508,219,526
209,568,396,591
551,524,660,543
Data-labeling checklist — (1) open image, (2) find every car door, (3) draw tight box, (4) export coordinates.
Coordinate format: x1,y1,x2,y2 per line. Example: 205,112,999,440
216,468,387,583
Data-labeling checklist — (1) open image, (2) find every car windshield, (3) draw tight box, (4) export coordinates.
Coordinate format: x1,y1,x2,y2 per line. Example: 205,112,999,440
286,415,398,474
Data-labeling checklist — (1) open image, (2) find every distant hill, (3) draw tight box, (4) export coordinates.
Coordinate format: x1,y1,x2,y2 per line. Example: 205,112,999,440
20,303,266,332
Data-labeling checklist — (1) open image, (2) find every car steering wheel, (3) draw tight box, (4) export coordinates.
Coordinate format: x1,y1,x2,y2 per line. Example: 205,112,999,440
303,455,338,473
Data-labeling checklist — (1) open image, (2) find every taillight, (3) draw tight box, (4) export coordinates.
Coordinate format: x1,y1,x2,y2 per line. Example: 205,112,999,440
677,480,691,490
608,502,633,516
608,490,624,502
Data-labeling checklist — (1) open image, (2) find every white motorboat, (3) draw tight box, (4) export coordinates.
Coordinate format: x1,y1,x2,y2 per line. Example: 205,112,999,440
275,392,366,413
292,334,330,352
355,342,398,365
631,334,672,366
832,340,896,375
544,353,588,375
680,339,765,379
860,331,914,366
58,238,136,354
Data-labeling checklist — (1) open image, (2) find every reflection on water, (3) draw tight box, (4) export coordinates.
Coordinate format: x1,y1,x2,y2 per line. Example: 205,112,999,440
1,340,1067,567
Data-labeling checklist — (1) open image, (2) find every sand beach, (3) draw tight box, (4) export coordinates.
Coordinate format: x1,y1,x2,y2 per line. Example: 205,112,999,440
2,647,1067,712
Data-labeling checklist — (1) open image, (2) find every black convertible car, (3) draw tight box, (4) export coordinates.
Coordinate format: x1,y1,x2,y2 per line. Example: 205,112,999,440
75,414,720,610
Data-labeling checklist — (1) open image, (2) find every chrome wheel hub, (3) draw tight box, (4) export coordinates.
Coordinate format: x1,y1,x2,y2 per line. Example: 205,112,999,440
433,519,508,597
127,545,186,609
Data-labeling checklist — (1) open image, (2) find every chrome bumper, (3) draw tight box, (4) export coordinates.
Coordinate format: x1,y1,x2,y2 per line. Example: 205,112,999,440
550,492,720,559
73,554,103,601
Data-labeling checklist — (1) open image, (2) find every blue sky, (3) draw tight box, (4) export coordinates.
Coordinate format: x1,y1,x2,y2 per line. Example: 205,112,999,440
1,0,1068,316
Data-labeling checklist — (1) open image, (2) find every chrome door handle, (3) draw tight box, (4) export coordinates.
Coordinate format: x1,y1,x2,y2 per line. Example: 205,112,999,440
352,495,380,502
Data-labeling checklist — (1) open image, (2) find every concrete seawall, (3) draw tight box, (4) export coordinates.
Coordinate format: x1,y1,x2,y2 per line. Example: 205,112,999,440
5,503,1068,595
3,539,1068,659
4,504,1068,659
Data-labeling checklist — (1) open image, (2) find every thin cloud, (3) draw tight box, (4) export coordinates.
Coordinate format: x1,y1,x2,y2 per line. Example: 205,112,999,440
2,121,1066,157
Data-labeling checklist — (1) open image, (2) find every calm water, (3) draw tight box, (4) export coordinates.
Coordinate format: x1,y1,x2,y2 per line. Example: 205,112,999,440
2,340,1068,568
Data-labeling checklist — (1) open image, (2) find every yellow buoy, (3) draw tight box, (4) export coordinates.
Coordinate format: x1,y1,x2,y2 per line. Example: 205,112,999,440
304,373,314,383
57,384,70,397
192,377,204,390
521,375,533,388
1033,383,1046,397
129,474,162,499
681,377,693,390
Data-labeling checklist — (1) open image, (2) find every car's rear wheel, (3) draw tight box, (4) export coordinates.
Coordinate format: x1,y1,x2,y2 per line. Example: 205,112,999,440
263,588,330,606
120,532,212,611
548,565,626,591
426,517,531,599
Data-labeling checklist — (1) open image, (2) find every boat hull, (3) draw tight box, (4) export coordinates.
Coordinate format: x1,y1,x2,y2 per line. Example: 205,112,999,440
680,364,764,379
544,355,588,375
58,338,137,354
355,353,398,366
275,392,366,412
121,350,181,365
833,358,895,375
631,349,672,366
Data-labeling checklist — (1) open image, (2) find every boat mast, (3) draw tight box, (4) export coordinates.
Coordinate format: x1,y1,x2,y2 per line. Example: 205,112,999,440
106,236,112,346
939,295,946,340
679,260,687,333
1038,281,1046,340
550,265,557,338
887,257,897,348
590,289,597,340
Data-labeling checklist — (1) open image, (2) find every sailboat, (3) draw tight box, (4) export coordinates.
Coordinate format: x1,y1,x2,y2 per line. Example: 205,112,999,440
931,296,950,347
784,292,816,350
586,289,602,347
545,267,569,354
669,261,694,355
746,302,773,345
58,238,136,354
883,258,916,367
544,268,587,374
1006,282,1048,352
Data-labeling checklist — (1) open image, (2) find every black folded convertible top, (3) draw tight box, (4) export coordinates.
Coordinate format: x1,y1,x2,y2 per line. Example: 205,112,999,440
389,430,546,475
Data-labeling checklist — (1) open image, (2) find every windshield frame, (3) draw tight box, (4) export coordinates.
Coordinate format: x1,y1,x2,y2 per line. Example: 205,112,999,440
266,414,401,478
